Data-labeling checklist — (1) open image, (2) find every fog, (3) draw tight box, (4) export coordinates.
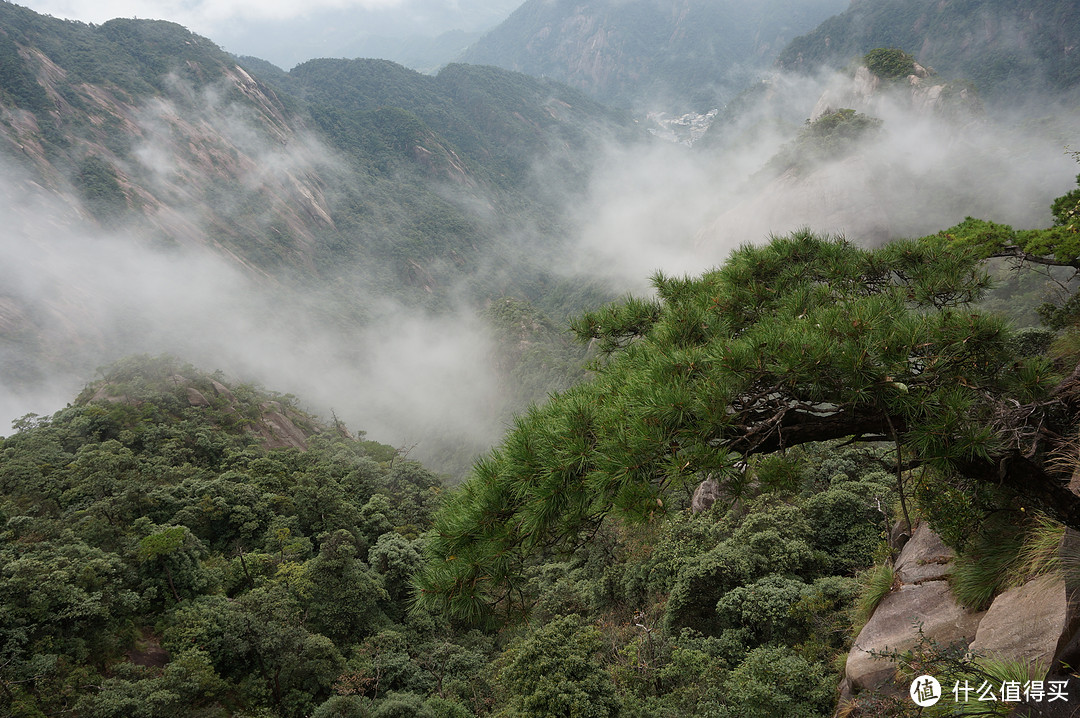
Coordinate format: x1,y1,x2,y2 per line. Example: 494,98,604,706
2,53,1078,477
571,70,1080,291
0,165,504,464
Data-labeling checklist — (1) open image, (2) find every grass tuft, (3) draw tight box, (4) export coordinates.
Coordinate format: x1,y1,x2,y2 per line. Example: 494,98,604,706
853,562,896,631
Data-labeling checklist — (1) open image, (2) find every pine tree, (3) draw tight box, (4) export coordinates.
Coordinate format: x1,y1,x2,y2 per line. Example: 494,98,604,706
414,228,1080,624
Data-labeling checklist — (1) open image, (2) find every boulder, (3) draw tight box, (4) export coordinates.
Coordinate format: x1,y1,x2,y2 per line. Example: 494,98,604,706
256,407,309,450
210,379,237,404
691,478,722,513
969,574,1080,672
894,521,954,585
186,387,210,407
846,581,982,692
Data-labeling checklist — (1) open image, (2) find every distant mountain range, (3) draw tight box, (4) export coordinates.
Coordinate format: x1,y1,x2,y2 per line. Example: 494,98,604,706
0,0,633,465
0,0,635,298
458,0,849,111
162,0,523,72
776,0,1080,102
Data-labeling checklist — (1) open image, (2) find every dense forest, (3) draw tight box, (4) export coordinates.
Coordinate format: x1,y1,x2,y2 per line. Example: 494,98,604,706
3,172,1080,716
4,0,1080,715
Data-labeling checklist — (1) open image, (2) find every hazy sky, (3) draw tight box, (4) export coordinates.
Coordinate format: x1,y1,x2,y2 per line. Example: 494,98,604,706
20,0,429,28
15,0,522,65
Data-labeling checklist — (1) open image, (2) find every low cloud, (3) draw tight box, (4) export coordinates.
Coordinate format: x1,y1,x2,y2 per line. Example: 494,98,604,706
565,69,1080,291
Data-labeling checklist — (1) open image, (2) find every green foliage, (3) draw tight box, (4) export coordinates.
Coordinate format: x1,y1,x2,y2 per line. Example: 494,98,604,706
863,48,917,79
765,109,883,176
493,615,620,718
950,513,1066,610
417,230,1025,624
805,471,894,574
720,646,834,718
776,0,1080,101
1051,175,1080,228
0,356,453,716
853,563,896,629
75,155,129,221
665,501,819,636
0,31,50,113
715,574,811,644
950,518,1025,610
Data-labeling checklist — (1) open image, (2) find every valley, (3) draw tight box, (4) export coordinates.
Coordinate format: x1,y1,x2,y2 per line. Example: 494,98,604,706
2,1,1080,716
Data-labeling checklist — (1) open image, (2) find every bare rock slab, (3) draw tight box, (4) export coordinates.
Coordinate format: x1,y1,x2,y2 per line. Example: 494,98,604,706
895,521,954,585
969,575,1076,670
847,581,982,692
691,478,721,513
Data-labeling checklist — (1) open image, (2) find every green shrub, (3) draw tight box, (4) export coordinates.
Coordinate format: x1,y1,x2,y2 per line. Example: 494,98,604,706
494,615,619,718
721,646,833,718
313,695,371,718
950,520,1024,610
805,475,893,574
863,48,916,79
715,575,809,644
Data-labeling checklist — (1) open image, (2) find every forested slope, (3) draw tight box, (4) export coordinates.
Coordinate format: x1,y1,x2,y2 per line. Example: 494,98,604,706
6,174,1080,716
458,0,849,110
776,0,1080,102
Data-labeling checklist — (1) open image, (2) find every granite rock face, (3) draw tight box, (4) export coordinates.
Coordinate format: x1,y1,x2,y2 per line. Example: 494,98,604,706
968,575,1074,671
894,521,954,585
691,478,722,513
841,522,1080,708
845,580,982,692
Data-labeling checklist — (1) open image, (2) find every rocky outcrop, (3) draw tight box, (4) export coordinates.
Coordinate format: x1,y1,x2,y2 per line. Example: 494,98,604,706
255,400,310,450
691,478,722,513
846,580,982,692
80,367,318,451
844,522,978,694
968,575,1076,671
841,523,1080,707
809,63,974,123
894,520,953,584
186,387,210,407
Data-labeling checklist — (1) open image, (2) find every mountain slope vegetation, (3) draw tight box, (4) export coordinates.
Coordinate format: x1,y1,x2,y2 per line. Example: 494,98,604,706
0,1,636,471
7,173,1080,715
776,0,1080,102
458,0,849,111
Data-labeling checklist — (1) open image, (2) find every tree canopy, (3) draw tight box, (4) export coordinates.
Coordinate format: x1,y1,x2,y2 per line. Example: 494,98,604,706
414,226,1080,625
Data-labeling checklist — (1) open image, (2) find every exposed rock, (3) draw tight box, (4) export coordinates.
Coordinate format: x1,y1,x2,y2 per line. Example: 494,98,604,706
210,379,236,404
894,521,953,585
846,581,982,692
186,387,210,407
888,519,911,552
852,66,880,99
125,629,170,669
90,386,123,403
255,401,309,449
691,478,722,513
968,575,1075,670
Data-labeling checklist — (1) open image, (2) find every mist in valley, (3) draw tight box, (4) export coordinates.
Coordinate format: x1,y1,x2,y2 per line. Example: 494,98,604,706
2,6,1079,479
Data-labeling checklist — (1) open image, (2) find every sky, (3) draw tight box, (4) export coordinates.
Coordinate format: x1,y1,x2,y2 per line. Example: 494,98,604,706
19,0,436,30
15,0,523,68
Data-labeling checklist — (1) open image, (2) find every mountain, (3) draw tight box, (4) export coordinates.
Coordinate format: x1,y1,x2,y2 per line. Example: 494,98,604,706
0,0,635,471
208,0,523,72
457,0,849,111
776,0,1080,103
0,1,636,291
